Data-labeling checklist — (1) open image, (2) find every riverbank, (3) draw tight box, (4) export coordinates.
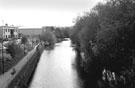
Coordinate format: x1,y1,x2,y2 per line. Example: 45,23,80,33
74,48,100,88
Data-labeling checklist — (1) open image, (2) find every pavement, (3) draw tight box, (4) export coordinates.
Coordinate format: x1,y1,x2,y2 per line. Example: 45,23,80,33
0,45,38,88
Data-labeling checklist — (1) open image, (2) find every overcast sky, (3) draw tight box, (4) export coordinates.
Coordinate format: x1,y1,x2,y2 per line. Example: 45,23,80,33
0,0,103,28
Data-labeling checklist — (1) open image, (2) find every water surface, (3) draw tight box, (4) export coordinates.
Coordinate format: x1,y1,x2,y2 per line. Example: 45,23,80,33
29,40,81,88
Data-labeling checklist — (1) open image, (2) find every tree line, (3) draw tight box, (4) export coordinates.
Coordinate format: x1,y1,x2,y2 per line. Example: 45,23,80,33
40,26,71,46
70,0,135,88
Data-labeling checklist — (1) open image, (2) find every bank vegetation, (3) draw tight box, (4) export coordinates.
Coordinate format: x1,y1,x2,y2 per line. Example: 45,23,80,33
70,0,135,88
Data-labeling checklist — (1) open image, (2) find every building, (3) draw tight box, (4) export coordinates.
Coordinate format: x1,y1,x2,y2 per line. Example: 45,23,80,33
0,24,19,39
19,28,42,37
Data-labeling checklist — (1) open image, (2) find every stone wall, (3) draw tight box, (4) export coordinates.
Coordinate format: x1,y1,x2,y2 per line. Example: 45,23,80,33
7,43,44,88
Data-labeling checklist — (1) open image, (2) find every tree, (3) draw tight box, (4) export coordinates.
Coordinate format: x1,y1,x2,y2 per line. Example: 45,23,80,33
7,42,23,57
21,36,28,44
71,0,135,88
21,36,28,54
40,30,56,46
62,27,71,38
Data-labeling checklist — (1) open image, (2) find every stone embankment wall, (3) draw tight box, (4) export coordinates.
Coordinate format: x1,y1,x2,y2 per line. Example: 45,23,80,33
7,43,44,88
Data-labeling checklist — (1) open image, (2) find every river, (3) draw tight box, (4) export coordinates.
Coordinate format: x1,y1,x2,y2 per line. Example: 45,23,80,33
29,39,82,88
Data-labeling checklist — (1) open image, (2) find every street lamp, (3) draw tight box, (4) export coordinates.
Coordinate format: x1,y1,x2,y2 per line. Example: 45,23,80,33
2,39,4,74
2,29,4,74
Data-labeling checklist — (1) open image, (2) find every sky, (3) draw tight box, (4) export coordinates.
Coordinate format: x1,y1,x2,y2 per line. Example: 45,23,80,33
0,0,103,28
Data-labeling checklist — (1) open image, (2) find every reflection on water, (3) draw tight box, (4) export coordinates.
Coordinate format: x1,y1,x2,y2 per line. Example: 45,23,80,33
29,40,81,88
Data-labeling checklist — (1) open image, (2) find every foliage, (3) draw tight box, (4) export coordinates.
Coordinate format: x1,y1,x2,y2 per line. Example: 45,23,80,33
53,27,71,38
62,27,71,38
40,30,56,45
7,42,24,57
54,28,63,38
21,36,28,44
71,0,135,88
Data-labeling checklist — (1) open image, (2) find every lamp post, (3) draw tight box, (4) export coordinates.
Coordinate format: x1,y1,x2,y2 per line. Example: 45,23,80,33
2,39,4,74
2,29,4,74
